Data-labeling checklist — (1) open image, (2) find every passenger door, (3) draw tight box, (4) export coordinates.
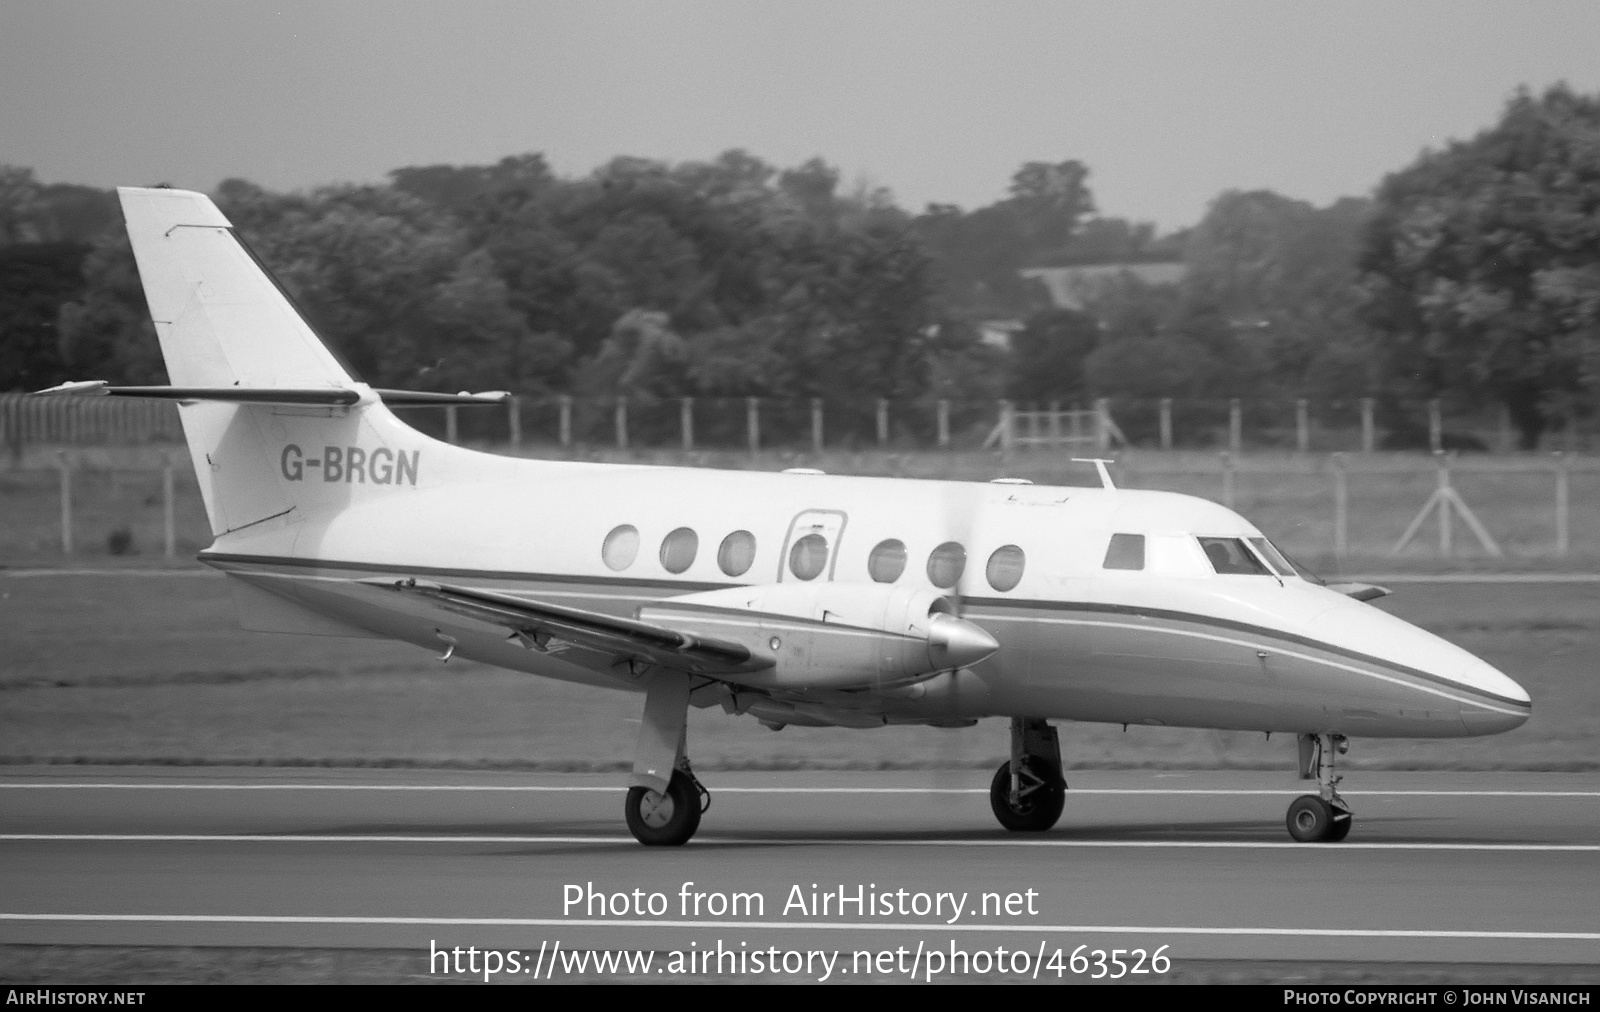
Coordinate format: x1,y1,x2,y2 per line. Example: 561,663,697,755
778,510,848,582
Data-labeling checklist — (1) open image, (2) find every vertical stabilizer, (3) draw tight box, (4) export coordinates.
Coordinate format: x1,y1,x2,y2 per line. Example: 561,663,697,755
118,187,373,539
118,187,352,389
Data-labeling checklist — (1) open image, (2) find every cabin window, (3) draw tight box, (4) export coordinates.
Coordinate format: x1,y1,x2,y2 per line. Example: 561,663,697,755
601,524,640,571
1103,533,1146,570
717,530,756,577
659,527,698,574
985,544,1026,592
868,539,907,583
1249,537,1298,577
1199,536,1272,576
926,542,967,588
789,533,829,581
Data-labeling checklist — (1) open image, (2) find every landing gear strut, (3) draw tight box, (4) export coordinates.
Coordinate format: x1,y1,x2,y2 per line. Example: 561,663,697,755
1286,733,1353,843
989,718,1066,832
625,671,710,846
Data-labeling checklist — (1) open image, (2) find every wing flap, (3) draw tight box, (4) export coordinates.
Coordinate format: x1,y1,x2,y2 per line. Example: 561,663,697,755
373,578,771,676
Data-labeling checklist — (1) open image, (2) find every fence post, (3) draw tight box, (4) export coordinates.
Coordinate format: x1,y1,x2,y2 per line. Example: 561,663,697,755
1437,454,1453,556
614,396,628,450
445,405,459,445
58,453,72,555
1220,451,1235,509
1228,399,1242,455
507,396,521,451
1094,398,1111,452
558,395,572,447
1332,452,1348,562
746,397,760,455
1428,399,1442,454
877,398,889,447
810,398,824,452
1296,399,1309,454
680,397,694,451
3,396,16,462
1159,398,1172,451
1498,404,1514,454
1047,400,1060,447
1361,398,1375,453
937,399,950,450
1555,453,1570,557
998,400,1014,458
163,455,176,559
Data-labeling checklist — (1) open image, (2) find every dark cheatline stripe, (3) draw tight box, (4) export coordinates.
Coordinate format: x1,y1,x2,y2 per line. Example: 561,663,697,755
963,597,1530,710
202,553,1530,710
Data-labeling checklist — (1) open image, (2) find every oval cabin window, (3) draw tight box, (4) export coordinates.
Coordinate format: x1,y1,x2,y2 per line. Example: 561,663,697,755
717,530,756,577
867,539,907,583
926,541,966,588
602,525,640,571
985,544,1026,592
659,527,699,574
789,533,829,581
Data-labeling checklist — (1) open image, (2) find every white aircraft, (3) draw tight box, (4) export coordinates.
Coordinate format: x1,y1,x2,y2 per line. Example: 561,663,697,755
41,187,1533,846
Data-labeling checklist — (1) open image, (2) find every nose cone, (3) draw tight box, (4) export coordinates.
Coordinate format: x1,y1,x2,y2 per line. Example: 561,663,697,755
927,613,1000,670
1305,600,1532,735
1457,657,1533,734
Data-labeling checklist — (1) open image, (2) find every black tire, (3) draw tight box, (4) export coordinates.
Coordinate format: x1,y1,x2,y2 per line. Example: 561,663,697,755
1326,808,1353,842
1286,794,1337,842
989,759,1065,832
625,771,702,846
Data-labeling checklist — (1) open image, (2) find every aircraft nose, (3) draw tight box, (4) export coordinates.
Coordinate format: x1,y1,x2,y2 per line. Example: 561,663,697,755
927,613,1000,670
1305,601,1531,734
1457,657,1533,734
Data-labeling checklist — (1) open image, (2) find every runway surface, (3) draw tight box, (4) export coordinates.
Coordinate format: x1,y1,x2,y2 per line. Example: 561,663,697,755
3,766,1597,980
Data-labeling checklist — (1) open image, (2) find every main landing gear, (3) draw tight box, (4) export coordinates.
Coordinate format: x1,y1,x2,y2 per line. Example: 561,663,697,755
625,760,710,847
1287,733,1353,843
990,717,1067,832
625,671,710,846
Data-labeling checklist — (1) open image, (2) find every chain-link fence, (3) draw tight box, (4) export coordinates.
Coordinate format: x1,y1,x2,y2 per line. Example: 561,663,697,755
4,392,1595,455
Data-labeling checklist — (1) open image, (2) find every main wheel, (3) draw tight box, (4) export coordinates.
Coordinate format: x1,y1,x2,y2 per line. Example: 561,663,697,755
1286,794,1341,842
625,771,702,846
989,759,1065,832
1326,807,1353,842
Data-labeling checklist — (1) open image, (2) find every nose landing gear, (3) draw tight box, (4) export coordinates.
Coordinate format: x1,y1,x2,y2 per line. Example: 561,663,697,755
1287,733,1353,842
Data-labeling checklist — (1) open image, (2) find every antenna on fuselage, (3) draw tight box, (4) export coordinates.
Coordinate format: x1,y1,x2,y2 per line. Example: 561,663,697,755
1072,458,1117,490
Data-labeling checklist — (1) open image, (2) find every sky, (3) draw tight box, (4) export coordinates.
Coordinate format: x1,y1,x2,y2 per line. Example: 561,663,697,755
4,0,1599,232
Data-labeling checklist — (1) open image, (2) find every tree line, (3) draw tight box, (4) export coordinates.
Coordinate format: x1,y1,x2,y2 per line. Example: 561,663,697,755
2,84,1597,448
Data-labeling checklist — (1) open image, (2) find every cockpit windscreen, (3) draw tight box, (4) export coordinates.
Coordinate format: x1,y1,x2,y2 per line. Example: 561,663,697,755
1199,537,1273,576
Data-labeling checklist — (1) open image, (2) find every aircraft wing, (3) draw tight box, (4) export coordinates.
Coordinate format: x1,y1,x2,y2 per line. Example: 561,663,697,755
372,578,773,677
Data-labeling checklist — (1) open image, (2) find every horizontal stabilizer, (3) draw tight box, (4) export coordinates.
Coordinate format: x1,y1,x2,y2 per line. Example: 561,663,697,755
33,382,509,407
372,389,511,406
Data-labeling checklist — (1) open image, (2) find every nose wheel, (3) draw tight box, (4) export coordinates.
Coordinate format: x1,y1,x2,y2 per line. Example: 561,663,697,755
1286,733,1353,842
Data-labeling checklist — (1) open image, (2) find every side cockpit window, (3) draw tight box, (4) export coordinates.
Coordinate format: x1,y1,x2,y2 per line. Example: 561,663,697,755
1199,536,1272,576
1103,533,1145,570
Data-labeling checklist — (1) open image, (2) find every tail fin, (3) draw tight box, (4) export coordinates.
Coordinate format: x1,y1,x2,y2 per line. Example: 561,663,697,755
119,187,383,540
118,187,352,389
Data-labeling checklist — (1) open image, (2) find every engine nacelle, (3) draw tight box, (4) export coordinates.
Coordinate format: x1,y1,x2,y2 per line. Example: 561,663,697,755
637,583,998,690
